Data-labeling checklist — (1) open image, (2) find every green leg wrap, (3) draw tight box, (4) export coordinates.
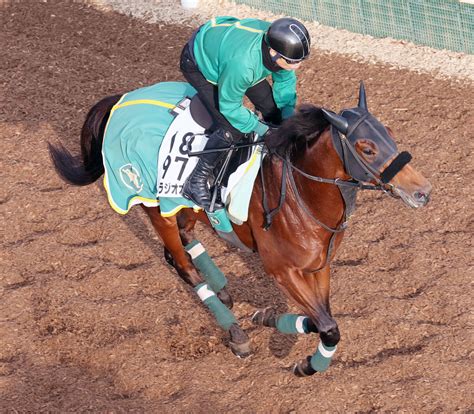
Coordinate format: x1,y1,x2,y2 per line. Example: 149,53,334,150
185,240,227,293
194,283,236,330
276,314,312,334
310,340,337,372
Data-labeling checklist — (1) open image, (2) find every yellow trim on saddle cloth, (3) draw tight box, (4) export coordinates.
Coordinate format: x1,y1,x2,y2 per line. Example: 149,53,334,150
243,145,261,173
102,171,201,217
103,93,127,139
100,93,179,215
104,94,177,139
210,18,232,27
102,173,159,215
160,204,202,218
110,98,176,116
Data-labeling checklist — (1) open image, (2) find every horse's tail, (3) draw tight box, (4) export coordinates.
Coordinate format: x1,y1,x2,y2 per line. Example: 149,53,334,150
48,94,121,186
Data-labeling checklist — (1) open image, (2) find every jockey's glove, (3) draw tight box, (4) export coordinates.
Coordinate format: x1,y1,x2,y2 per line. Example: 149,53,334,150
281,106,295,120
262,123,288,151
253,121,269,138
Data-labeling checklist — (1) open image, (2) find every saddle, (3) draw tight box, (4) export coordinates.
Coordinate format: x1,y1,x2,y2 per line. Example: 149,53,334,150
188,94,256,188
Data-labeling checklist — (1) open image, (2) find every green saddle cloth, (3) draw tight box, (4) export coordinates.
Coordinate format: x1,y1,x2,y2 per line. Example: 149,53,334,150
102,81,199,216
102,81,238,236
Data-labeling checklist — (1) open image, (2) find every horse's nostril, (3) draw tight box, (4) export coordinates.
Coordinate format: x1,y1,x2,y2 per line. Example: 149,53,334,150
414,191,429,203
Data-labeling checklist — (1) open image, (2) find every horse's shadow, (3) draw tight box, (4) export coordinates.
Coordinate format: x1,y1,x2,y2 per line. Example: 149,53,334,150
102,184,299,359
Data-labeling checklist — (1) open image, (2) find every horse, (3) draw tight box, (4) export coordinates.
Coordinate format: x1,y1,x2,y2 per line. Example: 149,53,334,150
48,81,432,376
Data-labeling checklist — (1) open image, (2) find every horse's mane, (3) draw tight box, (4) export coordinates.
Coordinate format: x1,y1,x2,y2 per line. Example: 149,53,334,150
268,104,330,155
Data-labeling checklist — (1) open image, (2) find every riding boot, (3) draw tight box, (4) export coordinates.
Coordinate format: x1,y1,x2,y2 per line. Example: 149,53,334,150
182,129,231,210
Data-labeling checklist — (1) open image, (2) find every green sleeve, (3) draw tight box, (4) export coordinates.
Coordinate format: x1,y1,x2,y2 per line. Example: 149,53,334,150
271,69,297,114
217,58,260,134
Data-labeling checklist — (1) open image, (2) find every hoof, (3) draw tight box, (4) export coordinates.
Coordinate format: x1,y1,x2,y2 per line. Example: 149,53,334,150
251,307,276,327
164,248,175,267
217,287,233,309
293,356,317,377
228,323,251,358
230,340,252,359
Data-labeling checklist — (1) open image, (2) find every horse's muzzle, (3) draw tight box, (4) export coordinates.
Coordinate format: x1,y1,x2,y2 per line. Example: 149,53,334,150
414,190,430,206
391,181,432,208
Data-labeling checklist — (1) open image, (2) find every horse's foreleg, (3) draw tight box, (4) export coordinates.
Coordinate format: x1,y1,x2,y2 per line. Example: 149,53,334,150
142,206,248,357
298,265,340,376
252,307,319,334
271,266,340,376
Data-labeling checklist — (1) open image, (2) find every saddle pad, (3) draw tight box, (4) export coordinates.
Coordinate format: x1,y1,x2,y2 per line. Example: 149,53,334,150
102,81,200,215
157,98,208,198
102,80,264,234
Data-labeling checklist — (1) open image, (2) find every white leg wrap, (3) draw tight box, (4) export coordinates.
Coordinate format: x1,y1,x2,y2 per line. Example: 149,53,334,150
295,316,307,334
318,340,337,358
196,283,215,301
187,242,205,259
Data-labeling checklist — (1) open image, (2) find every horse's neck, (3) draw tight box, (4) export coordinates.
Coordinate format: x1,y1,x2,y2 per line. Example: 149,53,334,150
287,128,348,226
296,128,347,183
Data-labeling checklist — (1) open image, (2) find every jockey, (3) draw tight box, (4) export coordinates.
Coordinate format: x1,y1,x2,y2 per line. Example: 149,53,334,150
180,16,311,210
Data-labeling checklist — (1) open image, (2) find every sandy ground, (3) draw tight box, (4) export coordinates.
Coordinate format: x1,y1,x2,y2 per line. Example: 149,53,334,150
1,2,473,413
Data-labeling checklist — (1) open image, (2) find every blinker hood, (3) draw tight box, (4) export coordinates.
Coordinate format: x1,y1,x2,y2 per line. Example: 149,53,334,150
323,82,412,184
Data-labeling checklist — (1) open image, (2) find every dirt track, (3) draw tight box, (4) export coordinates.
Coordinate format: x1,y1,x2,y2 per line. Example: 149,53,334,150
1,2,473,412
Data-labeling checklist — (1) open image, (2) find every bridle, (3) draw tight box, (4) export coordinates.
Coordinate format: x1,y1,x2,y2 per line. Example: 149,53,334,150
261,83,412,233
261,142,387,233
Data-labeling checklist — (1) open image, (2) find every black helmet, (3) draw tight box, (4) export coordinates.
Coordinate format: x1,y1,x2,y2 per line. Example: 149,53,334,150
265,17,311,62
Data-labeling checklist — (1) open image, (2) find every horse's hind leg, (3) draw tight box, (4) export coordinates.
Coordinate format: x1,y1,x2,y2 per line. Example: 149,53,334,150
142,206,249,357
174,210,233,309
163,244,233,309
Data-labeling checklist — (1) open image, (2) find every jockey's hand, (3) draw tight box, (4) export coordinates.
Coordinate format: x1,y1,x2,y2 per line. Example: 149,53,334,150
281,106,295,120
254,122,285,150
262,126,286,150
253,121,269,138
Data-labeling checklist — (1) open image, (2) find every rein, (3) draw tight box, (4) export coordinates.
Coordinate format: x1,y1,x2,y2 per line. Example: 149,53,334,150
260,144,386,232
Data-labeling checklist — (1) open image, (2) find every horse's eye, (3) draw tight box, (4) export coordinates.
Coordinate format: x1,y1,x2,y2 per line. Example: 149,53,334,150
356,139,377,158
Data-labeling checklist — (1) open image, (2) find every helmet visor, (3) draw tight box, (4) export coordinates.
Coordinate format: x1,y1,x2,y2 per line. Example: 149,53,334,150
273,51,309,64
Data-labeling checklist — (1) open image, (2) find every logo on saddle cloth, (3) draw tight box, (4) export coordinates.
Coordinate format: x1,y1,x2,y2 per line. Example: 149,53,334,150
119,164,143,193
209,216,221,226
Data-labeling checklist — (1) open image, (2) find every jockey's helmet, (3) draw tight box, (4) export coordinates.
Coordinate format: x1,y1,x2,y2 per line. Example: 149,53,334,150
265,18,311,62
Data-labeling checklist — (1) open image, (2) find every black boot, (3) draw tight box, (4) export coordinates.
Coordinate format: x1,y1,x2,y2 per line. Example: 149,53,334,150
182,156,216,210
182,129,230,210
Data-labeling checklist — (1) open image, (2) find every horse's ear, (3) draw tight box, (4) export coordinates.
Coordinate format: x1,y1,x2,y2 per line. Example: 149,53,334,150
321,108,349,134
358,80,368,111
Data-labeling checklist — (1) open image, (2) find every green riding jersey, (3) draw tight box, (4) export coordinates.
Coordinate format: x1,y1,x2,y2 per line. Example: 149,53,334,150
193,16,297,134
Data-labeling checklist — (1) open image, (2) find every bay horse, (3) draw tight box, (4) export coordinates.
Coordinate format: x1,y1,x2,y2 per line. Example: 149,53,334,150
48,82,431,376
